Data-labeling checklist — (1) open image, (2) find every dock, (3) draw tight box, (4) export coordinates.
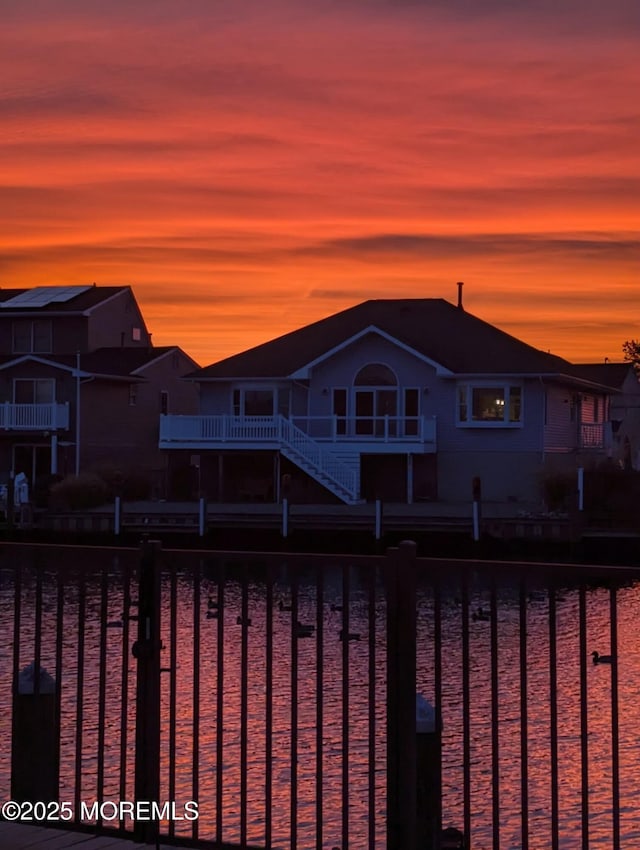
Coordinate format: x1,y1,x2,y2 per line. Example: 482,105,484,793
0,821,192,850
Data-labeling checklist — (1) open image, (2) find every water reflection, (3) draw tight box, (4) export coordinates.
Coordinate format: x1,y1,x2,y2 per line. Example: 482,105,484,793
0,546,638,850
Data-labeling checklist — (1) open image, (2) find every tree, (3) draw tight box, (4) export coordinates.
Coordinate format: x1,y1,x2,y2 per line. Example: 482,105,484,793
623,339,640,371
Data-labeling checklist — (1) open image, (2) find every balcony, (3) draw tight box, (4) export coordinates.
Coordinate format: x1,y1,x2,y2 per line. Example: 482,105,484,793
0,402,70,431
579,422,606,450
160,414,437,450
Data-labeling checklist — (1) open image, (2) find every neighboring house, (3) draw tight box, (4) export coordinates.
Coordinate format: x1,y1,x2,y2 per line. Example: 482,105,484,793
0,284,199,496
573,362,640,471
160,297,616,505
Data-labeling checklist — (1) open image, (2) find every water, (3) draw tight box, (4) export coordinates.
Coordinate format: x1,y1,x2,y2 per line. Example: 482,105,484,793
0,544,638,849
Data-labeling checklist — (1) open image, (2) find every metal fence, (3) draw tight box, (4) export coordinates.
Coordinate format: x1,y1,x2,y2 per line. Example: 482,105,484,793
0,540,636,849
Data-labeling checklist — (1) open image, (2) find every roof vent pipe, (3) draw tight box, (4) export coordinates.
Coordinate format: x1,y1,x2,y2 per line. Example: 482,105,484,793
457,281,464,310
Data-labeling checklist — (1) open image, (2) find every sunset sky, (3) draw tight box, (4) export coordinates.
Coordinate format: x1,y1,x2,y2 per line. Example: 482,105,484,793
1,0,639,366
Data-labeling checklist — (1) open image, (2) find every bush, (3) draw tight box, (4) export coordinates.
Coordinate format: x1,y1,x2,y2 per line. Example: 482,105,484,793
583,464,640,524
542,472,575,511
50,473,109,510
89,464,152,501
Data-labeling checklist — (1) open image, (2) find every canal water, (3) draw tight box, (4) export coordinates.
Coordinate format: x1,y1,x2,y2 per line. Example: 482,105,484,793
0,545,638,849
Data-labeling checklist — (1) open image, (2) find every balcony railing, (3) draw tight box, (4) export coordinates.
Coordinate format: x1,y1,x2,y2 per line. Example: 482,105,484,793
580,422,605,449
0,402,70,431
160,414,436,446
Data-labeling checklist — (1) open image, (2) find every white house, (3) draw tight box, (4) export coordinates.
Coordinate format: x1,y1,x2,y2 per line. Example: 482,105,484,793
160,296,614,505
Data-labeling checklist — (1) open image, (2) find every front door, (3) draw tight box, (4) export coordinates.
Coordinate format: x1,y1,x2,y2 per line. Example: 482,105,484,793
355,390,374,435
355,389,398,436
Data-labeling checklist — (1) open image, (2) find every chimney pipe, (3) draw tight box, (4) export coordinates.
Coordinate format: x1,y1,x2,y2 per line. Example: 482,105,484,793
457,281,464,310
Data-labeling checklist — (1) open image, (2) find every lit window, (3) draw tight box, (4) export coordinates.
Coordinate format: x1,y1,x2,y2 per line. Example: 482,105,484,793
457,385,522,426
132,327,141,341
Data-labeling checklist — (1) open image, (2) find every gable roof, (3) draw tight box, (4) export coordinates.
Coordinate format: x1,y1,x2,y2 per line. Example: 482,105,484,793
0,347,192,381
0,285,129,314
79,346,184,377
192,298,576,379
572,362,635,390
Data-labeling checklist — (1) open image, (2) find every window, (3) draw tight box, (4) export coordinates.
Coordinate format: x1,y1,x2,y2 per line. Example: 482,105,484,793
129,384,138,406
13,378,55,404
232,388,275,416
244,390,273,416
333,388,347,435
132,327,141,341
160,390,169,415
276,388,290,418
354,363,397,386
404,388,419,436
457,384,522,426
353,363,398,436
12,320,52,353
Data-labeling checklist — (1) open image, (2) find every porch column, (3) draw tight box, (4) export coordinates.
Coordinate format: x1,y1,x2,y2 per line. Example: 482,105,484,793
217,453,224,502
406,453,413,505
50,434,58,475
274,452,281,503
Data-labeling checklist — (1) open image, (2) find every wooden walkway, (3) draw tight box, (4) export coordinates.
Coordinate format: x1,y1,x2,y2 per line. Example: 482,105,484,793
0,821,191,849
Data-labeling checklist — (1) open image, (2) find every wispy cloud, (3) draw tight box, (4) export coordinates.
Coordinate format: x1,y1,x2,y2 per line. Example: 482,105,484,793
0,0,638,363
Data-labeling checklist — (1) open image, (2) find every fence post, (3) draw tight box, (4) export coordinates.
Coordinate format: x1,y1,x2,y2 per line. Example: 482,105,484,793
133,537,162,844
374,498,383,541
386,539,417,850
472,476,482,542
11,664,59,803
416,694,441,849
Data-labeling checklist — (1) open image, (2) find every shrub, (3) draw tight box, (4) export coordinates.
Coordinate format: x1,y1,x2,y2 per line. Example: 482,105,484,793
89,464,152,500
542,472,575,511
50,473,109,510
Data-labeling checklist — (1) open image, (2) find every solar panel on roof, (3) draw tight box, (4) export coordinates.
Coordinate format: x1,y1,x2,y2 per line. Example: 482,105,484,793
0,285,92,308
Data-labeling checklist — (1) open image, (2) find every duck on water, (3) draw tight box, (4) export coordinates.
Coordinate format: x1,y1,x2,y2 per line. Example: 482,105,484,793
592,651,613,664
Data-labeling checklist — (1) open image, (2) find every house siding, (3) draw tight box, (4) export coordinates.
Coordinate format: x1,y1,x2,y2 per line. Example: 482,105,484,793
86,289,150,350
437,450,543,503
307,332,438,419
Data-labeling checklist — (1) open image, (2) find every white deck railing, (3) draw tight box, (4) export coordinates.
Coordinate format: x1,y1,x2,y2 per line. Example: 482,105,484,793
0,402,69,430
160,414,435,445
278,417,358,497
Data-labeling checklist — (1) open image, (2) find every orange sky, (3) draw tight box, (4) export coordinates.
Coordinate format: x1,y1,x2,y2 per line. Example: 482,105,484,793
1,1,639,366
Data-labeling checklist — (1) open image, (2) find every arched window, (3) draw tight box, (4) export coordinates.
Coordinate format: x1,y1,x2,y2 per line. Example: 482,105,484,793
354,363,397,387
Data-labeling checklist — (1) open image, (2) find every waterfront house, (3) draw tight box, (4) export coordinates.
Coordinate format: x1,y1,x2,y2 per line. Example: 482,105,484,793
572,362,640,470
0,284,198,496
160,293,614,504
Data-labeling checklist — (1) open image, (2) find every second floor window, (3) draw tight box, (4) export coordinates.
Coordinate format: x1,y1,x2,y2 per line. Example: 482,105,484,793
13,378,55,404
12,319,53,354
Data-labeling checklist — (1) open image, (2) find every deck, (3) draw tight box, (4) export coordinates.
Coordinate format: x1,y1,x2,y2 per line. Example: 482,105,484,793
0,820,190,849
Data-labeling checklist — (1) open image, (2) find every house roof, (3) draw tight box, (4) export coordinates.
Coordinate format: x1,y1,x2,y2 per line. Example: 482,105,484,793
192,298,578,379
0,347,190,380
0,285,129,314
571,362,635,390
78,346,182,377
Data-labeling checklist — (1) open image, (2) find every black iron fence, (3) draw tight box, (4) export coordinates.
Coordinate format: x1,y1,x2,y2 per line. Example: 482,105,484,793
0,540,637,849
